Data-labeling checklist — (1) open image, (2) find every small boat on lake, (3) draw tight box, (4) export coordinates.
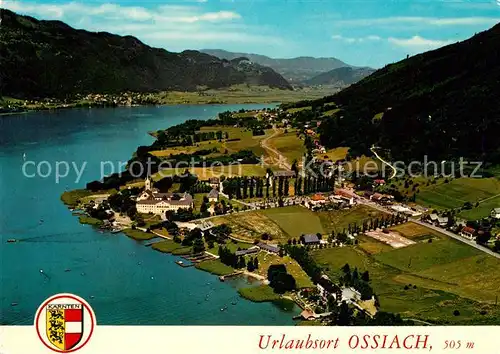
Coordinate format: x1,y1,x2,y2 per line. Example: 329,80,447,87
7,239,17,243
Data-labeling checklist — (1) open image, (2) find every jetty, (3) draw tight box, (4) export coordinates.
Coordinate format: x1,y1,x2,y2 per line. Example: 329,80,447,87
175,260,193,268
219,271,243,282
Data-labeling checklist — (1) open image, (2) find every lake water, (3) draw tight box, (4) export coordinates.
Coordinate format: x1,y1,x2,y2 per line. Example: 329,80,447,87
0,105,300,325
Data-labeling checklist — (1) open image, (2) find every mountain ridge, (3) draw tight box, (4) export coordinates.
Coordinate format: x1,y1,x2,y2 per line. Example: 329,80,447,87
288,23,500,163
0,9,292,98
201,49,358,83
305,67,376,86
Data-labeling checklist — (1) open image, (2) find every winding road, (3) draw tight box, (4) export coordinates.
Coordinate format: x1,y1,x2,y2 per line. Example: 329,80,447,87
370,145,397,179
260,126,291,170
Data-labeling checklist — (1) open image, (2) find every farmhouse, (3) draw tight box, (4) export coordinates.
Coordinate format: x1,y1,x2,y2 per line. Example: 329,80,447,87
235,246,260,257
207,188,219,202
308,193,327,207
208,177,220,188
437,216,449,227
491,208,500,219
257,242,280,254
303,234,320,245
371,193,393,203
428,214,439,223
460,226,476,240
136,177,193,216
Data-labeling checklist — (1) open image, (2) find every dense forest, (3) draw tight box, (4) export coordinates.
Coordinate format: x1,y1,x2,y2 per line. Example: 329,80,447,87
287,23,500,163
0,9,292,98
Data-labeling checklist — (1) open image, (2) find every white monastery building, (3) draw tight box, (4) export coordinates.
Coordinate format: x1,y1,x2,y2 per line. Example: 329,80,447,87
136,177,193,216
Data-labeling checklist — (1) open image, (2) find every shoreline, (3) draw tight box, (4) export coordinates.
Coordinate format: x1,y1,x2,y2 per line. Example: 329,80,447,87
0,99,283,117
115,228,301,310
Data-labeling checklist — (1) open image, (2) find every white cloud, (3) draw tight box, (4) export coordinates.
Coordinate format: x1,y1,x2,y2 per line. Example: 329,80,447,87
2,1,241,23
332,32,455,52
335,16,500,27
388,35,455,50
331,34,381,43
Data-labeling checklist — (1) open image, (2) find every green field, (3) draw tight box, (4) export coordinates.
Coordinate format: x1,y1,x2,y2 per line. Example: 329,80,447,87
60,189,93,207
311,223,500,324
415,178,500,220
152,239,191,254
317,205,387,234
260,206,324,238
78,215,103,226
155,85,333,105
267,130,306,163
213,206,324,242
122,228,156,241
238,285,281,302
251,253,314,289
195,259,235,276
198,125,273,157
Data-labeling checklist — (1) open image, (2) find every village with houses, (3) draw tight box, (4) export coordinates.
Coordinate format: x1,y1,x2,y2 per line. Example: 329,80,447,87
62,103,500,326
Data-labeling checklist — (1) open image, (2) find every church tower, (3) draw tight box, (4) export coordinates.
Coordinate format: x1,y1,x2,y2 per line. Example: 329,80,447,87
145,176,152,191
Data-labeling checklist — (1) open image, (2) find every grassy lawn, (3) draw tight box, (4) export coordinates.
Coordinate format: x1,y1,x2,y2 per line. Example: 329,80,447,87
311,227,500,324
213,206,325,242
322,108,341,117
317,205,387,234
60,189,93,207
415,178,500,220
317,147,349,162
373,239,480,272
389,222,446,240
211,211,288,242
356,234,393,254
153,85,332,105
261,206,324,238
152,239,187,253
207,240,253,255
138,213,163,228
196,259,235,276
249,253,314,289
151,228,170,238
196,125,274,157
346,155,381,172
238,285,281,302
122,228,156,241
78,215,103,226
149,140,224,158
286,106,312,114
267,129,306,163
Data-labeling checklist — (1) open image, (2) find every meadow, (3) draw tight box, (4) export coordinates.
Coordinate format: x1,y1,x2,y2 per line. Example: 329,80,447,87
415,177,500,220
155,85,333,105
311,222,500,324
211,205,324,242
317,205,387,234
266,129,306,164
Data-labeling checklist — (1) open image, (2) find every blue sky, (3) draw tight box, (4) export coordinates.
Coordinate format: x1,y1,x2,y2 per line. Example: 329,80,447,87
3,0,500,67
